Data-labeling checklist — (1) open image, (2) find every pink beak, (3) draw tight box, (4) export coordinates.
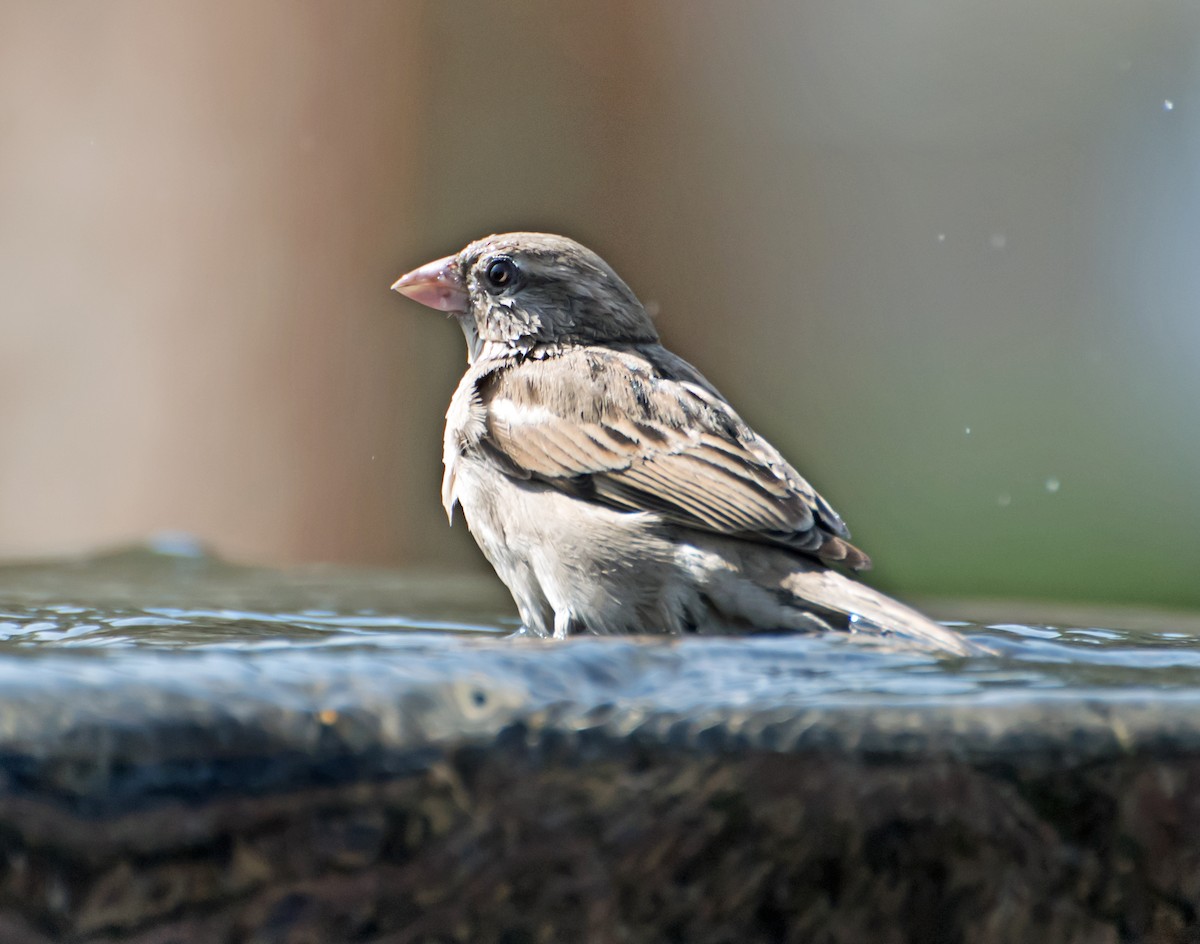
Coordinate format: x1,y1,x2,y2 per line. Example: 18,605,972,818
391,254,468,312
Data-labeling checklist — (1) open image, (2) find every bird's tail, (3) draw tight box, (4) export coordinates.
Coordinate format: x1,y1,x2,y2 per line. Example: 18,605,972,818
690,534,990,655
778,564,990,656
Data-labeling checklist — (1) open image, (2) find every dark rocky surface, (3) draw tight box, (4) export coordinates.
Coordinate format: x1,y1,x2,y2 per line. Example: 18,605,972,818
0,644,1196,943
0,546,1197,942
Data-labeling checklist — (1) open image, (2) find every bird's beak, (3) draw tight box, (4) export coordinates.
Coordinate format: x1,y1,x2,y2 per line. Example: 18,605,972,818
391,254,468,312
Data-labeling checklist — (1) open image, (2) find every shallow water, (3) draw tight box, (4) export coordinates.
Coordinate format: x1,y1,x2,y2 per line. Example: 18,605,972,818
0,539,1198,710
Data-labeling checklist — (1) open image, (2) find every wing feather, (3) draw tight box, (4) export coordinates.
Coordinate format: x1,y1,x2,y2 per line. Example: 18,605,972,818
475,345,870,569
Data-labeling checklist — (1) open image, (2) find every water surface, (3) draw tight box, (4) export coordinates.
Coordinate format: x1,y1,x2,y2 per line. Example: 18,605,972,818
0,540,1197,711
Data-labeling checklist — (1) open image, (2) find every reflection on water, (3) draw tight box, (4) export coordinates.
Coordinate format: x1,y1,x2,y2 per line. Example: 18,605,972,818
0,542,1197,705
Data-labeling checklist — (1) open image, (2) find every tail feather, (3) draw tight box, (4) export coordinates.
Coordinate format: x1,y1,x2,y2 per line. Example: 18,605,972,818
779,565,989,656
686,533,989,655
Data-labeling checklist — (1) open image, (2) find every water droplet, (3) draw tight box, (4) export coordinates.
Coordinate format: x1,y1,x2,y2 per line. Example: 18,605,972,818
937,233,946,243
1045,477,1061,493
1163,99,1175,112
997,493,1012,507
964,427,971,435
988,233,1007,250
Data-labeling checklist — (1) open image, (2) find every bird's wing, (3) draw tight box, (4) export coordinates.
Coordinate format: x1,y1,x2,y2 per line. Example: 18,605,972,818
475,345,870,568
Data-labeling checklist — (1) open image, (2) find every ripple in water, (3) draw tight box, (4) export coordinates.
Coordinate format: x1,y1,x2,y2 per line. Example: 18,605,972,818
0,542,1196,705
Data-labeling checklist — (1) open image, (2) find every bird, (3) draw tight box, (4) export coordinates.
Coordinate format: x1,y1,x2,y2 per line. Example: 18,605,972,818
392,232,981,655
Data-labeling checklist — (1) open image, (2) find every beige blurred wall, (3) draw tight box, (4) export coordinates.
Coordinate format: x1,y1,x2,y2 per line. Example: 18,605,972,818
0,2,431,563
0,1,1197,607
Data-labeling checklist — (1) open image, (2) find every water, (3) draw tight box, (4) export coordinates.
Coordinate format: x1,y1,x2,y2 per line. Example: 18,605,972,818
0,541,1198,712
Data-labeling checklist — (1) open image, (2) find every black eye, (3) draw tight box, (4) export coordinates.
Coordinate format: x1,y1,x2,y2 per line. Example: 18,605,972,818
484,257,518,292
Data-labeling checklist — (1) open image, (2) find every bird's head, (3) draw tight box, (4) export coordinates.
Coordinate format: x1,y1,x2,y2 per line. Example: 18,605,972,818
392,232,658,362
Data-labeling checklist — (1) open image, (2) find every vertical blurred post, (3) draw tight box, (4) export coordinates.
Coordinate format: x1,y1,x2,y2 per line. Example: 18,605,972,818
0,1,428,564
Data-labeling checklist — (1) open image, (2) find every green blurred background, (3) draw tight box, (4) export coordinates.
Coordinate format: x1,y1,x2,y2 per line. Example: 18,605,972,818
1,1,1197,608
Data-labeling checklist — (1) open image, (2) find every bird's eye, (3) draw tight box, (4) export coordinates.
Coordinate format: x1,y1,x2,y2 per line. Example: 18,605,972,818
484,257,518,292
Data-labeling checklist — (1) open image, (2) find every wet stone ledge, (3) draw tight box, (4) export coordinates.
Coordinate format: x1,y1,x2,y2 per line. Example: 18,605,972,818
0,641,1195,943
0,546,1197,943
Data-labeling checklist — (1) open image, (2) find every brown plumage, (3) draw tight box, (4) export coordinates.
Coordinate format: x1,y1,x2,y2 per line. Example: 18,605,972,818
477,347,870,569
392,232,982,655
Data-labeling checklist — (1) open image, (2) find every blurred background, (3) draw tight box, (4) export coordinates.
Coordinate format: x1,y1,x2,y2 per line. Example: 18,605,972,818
1,0,1197,609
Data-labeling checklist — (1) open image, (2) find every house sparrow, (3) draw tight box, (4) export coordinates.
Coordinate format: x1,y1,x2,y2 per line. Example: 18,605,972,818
392,233,980,655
